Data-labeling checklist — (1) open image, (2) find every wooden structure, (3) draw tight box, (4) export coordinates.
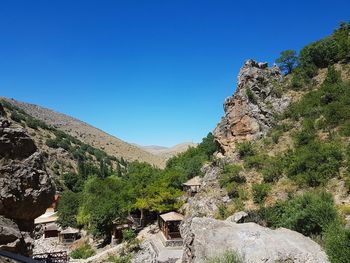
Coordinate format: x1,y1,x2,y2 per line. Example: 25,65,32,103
44,223,60,238
158,212,183,240
111,218,130,245
33,251,68,263
183,176,202,196
59,227,79,244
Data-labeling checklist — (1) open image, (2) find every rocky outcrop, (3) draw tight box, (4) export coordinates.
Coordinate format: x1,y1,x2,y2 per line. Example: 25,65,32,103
214,59,291,154
0,105,55,256
183,217,329,263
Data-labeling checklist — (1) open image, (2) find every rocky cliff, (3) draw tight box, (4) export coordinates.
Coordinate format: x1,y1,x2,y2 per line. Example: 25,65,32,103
0,103,55,256
214,60,290,155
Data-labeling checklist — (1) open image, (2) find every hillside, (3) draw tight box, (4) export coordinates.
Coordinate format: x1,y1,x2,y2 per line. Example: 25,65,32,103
0,97,167,168
138,142,198,158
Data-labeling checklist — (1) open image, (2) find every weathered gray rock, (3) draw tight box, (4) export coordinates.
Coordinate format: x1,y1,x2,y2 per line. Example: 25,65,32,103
225,211,248,223
183,217,329,263
214,59,291,155
0,108,55,256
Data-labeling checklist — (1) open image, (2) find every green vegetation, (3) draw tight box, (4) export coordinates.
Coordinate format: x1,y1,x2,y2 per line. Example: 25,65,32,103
275,49,298,74
246,88,257,104
205,251,243,263
56,132,217,240
252,183,271,204
324,222,350,263
70,243,95,259
219,164,245,199
236,141,255,158
56,190,81,228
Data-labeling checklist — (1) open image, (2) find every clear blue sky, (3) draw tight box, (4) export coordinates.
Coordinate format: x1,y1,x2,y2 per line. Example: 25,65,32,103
0,1,349,146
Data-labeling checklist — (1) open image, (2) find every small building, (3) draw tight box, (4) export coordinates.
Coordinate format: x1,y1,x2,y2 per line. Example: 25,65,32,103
44,223,60,238
59,227,80,244
111,218,130,245
183,176,202,196
158,212,184,240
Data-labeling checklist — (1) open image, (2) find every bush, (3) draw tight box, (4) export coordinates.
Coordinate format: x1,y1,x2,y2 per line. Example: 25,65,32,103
122,229,136,242
252,183,271,204
219,164,244,186
246,89,257,104
70,243,95,259
10,111,25,123
299,37,340,68
244,154,266,169
324,222,350,263
265,191,337,236
262,157,284,183
285,140,342,187
236,142,256,159
108,254,132,263
205,251,243,263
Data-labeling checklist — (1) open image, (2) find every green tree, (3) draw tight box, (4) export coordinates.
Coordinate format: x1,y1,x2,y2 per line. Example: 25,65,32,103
77,176,127,237
57,190,81,228
275,50,298,74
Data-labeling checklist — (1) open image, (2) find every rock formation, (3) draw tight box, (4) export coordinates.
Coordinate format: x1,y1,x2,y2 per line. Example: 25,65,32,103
183,217,329,263
0,103,55,256
214,59,291,154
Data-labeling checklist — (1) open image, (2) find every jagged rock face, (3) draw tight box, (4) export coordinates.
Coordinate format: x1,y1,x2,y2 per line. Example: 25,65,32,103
180,164,230,261
183,217,329,263
214,59,291,154
0,107,55,256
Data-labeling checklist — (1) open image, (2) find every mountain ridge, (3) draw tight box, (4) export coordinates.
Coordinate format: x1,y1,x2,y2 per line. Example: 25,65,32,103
0,97,168,167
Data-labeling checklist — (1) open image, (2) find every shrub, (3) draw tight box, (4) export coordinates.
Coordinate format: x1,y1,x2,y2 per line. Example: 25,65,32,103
246,88,257,104
10,111,25,123
285,140,342,187
205,251,243,263
299,37,340,68
236,142,256,158
324,222,350,263
219,164,244,186
262,157,284,183
70,243,95,259
122,229,136,242
244,154,266,169
265,191,337,236
108,254,132,263
252,183,271,204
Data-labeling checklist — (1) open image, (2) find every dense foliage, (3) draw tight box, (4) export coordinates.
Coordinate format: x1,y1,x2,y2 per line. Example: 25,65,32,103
70,243,95,259
56,132,218,239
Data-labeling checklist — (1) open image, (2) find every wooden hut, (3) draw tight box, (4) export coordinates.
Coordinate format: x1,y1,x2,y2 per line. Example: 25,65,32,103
44,223,60,238
111,218,130,245
158,212,183,240
183,176,202,196
59,227,79,244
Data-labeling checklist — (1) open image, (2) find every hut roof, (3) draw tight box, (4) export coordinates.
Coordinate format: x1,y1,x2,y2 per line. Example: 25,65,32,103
183,176,202,186
44,223,59,232
60,227,79,235
34,211,58,225
160,212,184,222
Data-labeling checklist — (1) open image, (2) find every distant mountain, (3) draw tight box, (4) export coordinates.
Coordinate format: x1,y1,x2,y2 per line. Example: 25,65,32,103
1,97,167,168
138,142,198,158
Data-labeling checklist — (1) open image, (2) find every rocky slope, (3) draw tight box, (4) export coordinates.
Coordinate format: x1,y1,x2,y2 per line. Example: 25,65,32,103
0,104,55,256
1,98,166,168
214,60,291,155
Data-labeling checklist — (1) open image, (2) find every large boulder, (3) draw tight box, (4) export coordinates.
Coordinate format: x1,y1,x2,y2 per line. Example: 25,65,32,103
0,107,55,256
182,217,329,263
214,59,291,155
